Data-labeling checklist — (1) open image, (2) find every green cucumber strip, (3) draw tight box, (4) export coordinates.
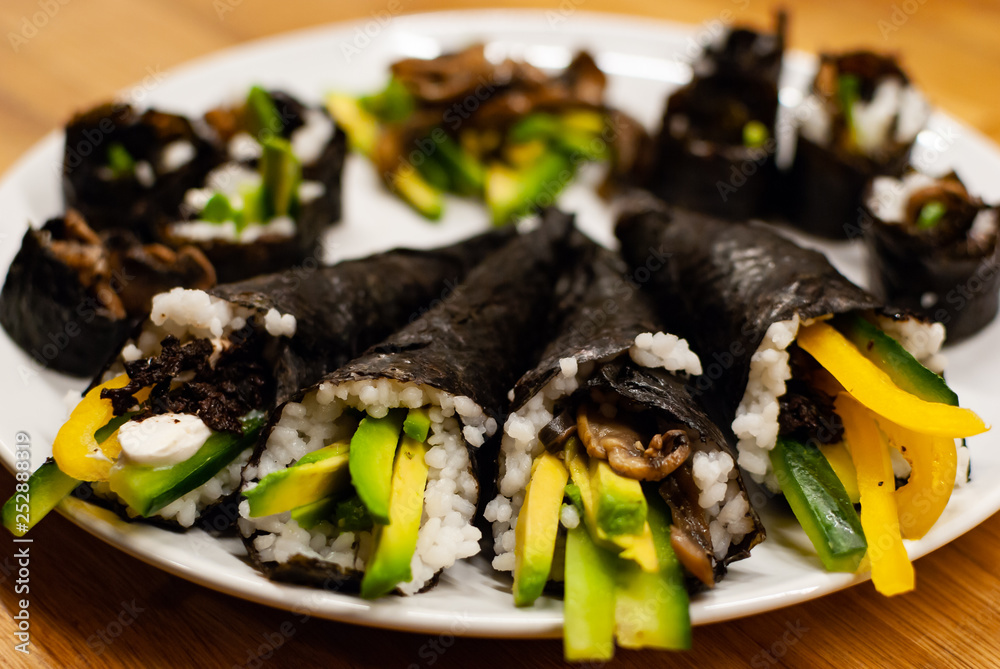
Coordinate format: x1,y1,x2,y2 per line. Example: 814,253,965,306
107,142,136,179
416,150,452,192
770,437,867,572
434,133,485,196
259,136,301,219
917,201,947,229
335,495,373,532
838,74,861,131
358,77,414,123
614,493,691,650
108,411,266,517
403,408,432,443
564,523,618,662
290,497,339,530
348,409,406,525
837,314,959,405
94,411,137,444
246,86,283,137
2,460,80,537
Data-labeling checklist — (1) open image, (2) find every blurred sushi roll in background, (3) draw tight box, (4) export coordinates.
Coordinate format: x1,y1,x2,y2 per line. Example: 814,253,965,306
863,170,1000,342
784,51,931,238
2,230,509,534
238,210,573,597
645,12,786,220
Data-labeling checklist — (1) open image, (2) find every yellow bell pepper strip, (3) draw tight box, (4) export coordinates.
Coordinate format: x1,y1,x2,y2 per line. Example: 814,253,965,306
564,437,658,572
798,322,987,438
819,443,861,504
876,418,957,540
513,451,570,607
836,393,915,595
52,375,136,481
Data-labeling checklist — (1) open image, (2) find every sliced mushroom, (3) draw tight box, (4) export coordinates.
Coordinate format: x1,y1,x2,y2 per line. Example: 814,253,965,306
660,464,716,587
576,402,691,480
539,407,578,449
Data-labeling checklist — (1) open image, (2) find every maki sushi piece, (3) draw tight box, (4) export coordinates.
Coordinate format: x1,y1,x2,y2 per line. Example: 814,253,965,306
646,12,786,220
617,202,988,596
863,170,1000,342
2,230,509,535
162,87,347,281
483,240,763,660
327,45,648,224
238,209,574,597
63,102,221,237
0,209,215,377
785,51,931,238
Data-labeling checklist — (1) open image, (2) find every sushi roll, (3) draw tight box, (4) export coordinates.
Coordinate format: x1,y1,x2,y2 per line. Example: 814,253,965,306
0,209,215,377
863,170,1000,342
483,239,763,660
238,209,574,597
62,102,221,237
161,87,347,281
785,51,931,239
646,12,785,220
617,202,987,596
2,229,509,535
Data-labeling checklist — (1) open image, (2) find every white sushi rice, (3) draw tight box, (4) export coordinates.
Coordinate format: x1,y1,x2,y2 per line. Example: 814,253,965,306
91,446,251,528
239,378,493,596
486,331,753,570
867,172,939,224
733,312,948,492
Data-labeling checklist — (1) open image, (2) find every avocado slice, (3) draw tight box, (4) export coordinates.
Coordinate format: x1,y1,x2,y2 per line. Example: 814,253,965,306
349,409,406,525
564,523,618,662
591,459,647,537
108,411,266,517
434,134,485,196
325,93,379,156
360,435,430,599
259,136,301,219
245,442,351,517
837,315,959,406
245,85,283,138
403,407,432,443
564,438,658,572
615,493,691,650
770,437,868,572
391,169,444,221
485,151,572,225
334,495,374,532
513,451,570,607
2,460,80,537
288,496,338,530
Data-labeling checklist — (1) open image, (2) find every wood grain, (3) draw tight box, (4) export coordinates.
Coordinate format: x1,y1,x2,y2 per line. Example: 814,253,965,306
2,1,999,667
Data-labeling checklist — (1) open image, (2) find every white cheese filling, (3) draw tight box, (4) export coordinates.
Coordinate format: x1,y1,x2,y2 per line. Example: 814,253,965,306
117,413,212,466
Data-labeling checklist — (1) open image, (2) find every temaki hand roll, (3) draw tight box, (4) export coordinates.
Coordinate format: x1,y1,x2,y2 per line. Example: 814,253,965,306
483,238,763,659
617,202,988,596
63,103,221,237
161,87,347,281
646,12,785,220
0,209,215,377
238,209,574,597
863,170,1000,342
2,230,509,536
786,51,931,239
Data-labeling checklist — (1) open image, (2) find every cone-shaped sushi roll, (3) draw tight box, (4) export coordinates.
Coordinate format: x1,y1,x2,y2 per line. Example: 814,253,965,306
646,12,785,220
62,102,221,237
238,209,574,597
0,209,215,377
785,51,931,238
483,238,764,660
863,170,1000,342
161,87,347,281
616,202,988,596
2,230,509,536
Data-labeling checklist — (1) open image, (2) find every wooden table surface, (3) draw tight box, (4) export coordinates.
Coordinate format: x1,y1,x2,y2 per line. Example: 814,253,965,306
2,1,1000,667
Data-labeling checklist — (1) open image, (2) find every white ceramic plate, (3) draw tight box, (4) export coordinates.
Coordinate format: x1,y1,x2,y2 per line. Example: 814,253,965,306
1,10,998,638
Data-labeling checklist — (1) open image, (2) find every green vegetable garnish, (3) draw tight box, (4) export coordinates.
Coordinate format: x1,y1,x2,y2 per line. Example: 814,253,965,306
359,77,414,123
917,201,947,229
259,136,301,219
246,85,283,138
107,142,136,179
837,74,861,145
201,193,236,224
94,411,138,444
742,120,769,148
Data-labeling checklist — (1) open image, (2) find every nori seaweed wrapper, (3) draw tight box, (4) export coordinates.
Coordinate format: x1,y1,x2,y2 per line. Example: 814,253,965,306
783,52,923,239
62,103,222,237
210,227,513,404
615,199,883,425
646,13,785,220
0,211,215,377
862,172,1000,342
507,238,764,570
161,90,348,283
245,209,574,586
